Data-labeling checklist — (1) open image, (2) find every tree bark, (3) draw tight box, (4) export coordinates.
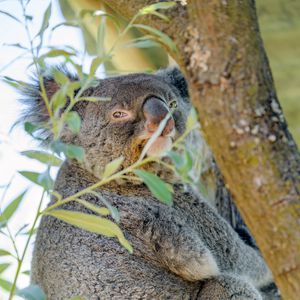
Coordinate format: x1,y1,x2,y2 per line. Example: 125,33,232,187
103,1,300,299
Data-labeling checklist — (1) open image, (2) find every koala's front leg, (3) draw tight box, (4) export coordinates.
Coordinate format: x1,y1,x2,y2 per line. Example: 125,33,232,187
197,274,262,300
123,203,219,282
152,219,220,281
194,199,273,288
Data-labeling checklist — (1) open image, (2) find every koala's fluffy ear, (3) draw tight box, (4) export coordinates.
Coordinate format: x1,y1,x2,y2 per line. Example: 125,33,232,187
156,67,189,100
17,66,78,141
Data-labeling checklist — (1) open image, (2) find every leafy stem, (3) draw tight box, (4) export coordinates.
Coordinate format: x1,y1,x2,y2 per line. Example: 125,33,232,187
9,191,45,300
43,156,154,213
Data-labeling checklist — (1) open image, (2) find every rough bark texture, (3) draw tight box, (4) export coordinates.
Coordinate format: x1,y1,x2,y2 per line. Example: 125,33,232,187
103,1,300,299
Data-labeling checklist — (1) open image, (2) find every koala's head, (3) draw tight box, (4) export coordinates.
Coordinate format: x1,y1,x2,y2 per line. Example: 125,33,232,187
20,67,202,180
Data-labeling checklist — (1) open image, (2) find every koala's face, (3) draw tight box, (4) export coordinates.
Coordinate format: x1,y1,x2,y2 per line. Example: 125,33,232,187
21,67,193,179
73,71,192,177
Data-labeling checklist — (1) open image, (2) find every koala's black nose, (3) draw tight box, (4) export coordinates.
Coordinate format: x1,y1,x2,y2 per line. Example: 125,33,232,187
143,97,175,136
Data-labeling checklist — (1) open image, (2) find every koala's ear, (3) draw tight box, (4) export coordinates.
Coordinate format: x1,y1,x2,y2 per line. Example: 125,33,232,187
156,67,189,99
17,66,79,142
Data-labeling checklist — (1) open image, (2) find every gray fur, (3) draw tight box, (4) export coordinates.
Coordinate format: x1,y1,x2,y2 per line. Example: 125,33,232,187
26,68,273,299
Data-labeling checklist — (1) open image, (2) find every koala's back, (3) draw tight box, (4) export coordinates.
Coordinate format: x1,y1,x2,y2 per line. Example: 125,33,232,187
31,162,201,300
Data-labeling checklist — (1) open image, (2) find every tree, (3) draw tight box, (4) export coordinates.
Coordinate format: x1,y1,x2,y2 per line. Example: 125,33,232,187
62,0,300,299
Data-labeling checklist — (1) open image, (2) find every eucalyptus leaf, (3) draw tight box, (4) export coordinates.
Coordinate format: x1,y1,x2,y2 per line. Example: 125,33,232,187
22,270,31,276
65,111,81,134
89,192,120,223
0,263,10,274
24,122,39,135
133,24,177,53
139,2,176,14
167,151,184,169
0,191,27,224
90,56,104,77
96,18,106,58
102,156,124,178
51,141,85,162
0,278,12,292
51,89,67,112
3,43,28,49
38,49,75,62
2,76,28,90
78,96,111,102
17,284,46,300
123,39,160,49
75,199,110,216
0,10,22,23
0,249,11,256
53,69,70,85
133,170,173,205
186,108,198,130
19,170,53,190
45,210,132,253
35,3,52,38
51,21,78,32
21,150,62,166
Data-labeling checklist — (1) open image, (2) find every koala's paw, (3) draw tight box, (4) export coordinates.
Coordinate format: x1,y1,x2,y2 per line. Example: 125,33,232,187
165,246,219,282
197,274,262,300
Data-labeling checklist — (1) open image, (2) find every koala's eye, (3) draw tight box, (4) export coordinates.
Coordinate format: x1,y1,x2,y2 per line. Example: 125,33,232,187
112,111,128,119
169,100,177,109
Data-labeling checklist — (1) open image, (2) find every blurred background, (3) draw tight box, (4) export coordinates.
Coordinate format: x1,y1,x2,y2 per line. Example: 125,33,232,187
0,0,299,297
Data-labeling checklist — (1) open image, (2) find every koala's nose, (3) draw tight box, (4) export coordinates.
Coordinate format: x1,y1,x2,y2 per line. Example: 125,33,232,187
143,97,175,136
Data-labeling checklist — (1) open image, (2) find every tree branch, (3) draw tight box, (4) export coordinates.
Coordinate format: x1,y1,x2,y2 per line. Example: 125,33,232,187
103,1,300,298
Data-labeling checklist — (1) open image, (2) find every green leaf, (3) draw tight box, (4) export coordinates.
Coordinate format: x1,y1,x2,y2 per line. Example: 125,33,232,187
3,43,28,50
51,89,67,112
2,76,28,90
24,122,39,135
96,18,106,58
0,10,22,23
0,263,10,274
37,170,54,190
35,3,52,38
45,210,133,253
53,69,70,85
38,49,76,63
51,141,85,162
75,199,110,216
102,157,124,178
0,278,12,292
0,249,11,256
133,24,177,53
90,192,120,223
21,150,62,167
17,284,46,300
51,21,78,32
139,2,176,14
147,11,170,22
69,297,86,300
133,170,173,205
78,96,111,102
22,270,31,276
167,151,184,169
123,39,160,49
186,108,198,131
19,170,53,190
184,149,193,173
65,111,81,134
90,56,104,77
0,191,27,224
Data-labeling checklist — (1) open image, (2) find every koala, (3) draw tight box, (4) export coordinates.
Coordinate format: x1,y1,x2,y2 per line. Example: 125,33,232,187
21,67,274,299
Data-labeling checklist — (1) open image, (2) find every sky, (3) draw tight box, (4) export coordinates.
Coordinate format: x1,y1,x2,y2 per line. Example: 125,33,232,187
0,0,89,297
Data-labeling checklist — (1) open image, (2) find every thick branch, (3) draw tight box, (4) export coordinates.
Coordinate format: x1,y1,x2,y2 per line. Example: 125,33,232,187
104,1,300,299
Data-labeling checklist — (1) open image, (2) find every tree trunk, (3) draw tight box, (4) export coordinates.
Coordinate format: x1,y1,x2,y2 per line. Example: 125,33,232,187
102,1,300,299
